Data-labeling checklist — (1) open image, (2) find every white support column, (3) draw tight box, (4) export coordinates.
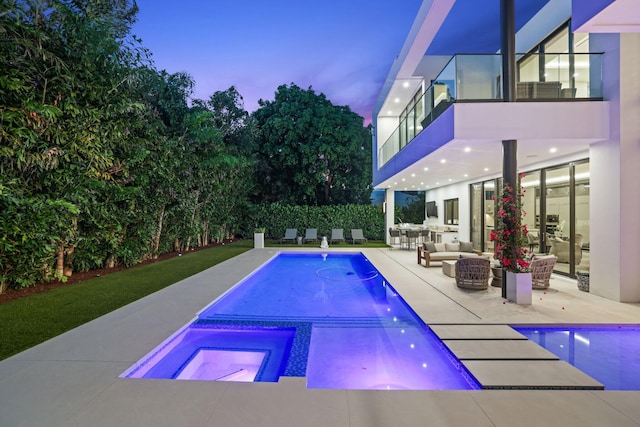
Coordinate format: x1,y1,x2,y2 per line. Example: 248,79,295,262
384,189,395,245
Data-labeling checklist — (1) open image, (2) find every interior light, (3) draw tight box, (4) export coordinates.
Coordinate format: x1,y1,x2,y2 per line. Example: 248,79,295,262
484,167,489,171
403,81,410,88
464,174,468,177
402,178,406,181
550,147,557,153
394,98,400,103
440,159,446,164
423,167,429,171
411,173,415,177
464,147,471,152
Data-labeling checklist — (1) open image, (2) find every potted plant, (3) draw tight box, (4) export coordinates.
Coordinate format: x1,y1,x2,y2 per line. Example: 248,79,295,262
254,227,266,249
490,173,532,304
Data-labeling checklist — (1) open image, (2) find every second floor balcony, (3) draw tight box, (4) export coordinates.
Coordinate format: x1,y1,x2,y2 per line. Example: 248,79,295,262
378,53,604,168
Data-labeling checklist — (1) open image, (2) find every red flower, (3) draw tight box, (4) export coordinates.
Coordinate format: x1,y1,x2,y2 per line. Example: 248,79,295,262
492,175,531,273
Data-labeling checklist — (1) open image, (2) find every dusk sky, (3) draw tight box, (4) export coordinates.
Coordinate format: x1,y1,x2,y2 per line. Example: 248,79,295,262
132,0,423,124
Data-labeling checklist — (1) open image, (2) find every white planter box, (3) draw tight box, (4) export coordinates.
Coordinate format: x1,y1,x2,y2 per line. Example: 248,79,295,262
506,271,532,305
254,233,264,249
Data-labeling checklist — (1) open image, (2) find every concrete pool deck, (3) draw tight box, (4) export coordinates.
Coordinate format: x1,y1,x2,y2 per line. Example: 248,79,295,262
1,247,639,426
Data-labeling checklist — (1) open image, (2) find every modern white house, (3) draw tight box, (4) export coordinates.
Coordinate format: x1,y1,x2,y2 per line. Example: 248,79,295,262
372,0,640,302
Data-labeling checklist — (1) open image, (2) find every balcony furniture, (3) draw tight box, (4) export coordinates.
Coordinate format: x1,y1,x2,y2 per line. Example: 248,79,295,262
417,242,481,267
530,255,558,290
455,257,491,290
516,81,562,99
442,260,456,278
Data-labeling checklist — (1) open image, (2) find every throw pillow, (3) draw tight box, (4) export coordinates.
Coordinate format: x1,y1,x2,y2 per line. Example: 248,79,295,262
459,241,474,253
424,242,437,252
445,242,460,252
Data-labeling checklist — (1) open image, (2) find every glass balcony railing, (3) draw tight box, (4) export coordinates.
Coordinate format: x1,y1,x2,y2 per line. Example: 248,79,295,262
378,53,603,168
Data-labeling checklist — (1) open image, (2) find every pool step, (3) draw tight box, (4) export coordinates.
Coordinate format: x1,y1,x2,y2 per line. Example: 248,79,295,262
429,324,605,390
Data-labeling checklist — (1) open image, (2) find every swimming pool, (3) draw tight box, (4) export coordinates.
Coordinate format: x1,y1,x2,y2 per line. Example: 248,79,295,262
514,325,640,390
122,252,479,390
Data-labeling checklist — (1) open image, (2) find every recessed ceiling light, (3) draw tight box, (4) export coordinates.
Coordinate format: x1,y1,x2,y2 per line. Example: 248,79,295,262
436,182,440,185
420,182,424,185
550,147,557,153
448,178,452,182
484,167,489,171
464,174,468,177
440,159,446,164
423,167,429,171
401,178,406,182
387,110,393,115
411,173,415,177
394,98,400,103
403,81,410,88
464,147,471,152
394,182,397,185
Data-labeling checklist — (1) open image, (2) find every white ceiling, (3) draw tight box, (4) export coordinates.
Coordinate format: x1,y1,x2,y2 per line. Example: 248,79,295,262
574,0,640,33
375,137,591,191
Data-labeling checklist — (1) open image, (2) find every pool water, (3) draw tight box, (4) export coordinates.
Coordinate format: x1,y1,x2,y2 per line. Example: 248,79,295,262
123,252,479,390
514,326,640,390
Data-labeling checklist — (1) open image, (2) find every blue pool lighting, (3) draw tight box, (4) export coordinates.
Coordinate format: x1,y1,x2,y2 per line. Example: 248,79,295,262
122,252,479,390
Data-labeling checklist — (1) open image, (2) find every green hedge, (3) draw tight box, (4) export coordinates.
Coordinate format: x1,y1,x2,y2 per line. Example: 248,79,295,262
241,204,384,240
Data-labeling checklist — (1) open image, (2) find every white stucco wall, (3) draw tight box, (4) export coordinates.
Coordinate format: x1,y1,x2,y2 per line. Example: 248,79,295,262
589,33,640,302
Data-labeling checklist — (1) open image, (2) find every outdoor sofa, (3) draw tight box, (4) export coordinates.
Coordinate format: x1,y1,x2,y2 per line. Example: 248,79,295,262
417,241,482,267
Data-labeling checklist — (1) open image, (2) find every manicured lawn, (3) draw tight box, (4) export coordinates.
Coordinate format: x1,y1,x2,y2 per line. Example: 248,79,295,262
0,239,389,360
0,241,252,361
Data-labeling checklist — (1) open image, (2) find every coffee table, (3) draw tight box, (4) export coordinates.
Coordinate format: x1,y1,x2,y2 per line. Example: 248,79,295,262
442,260,456,277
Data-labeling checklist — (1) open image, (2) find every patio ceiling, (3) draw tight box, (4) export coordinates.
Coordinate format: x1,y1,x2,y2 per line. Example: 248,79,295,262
375,137,590,192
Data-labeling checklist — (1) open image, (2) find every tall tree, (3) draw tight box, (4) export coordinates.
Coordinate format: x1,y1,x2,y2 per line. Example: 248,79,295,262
252,84,372,205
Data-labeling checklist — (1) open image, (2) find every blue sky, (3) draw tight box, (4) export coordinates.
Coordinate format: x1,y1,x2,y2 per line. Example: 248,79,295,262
132,0,423,123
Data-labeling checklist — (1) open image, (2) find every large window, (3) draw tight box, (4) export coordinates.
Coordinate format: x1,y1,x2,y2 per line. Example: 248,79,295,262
444,198,459,225
517,21,592,98
471,159,588,277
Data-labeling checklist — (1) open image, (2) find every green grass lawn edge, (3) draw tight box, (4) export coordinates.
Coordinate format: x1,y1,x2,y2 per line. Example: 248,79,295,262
0,241,252,360
0,239,388,360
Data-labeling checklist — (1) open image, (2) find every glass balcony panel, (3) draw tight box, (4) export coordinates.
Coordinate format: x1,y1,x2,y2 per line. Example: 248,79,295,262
455,55,503,100
377,53,603,168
